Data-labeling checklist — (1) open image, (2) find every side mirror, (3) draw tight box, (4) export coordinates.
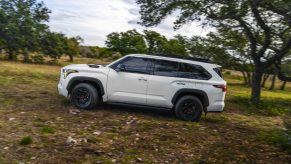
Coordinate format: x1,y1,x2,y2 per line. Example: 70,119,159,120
115,64,126,72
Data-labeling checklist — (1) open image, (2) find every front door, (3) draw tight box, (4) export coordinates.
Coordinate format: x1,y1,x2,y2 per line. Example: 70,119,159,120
107,56,150,105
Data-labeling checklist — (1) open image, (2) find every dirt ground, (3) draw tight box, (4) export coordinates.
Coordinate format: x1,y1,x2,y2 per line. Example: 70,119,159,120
0,61,291,163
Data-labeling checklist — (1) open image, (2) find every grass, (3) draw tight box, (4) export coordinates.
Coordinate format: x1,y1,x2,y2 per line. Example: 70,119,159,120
42,125,55,134
0,60,291,163
19,136,33,145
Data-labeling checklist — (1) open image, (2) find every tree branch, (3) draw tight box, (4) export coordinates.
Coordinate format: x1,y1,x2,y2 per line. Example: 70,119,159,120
265,38,291,67
235,17,258,62
250,1,271,58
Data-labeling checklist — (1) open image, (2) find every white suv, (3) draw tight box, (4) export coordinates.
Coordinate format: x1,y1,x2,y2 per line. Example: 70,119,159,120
58,54,226,121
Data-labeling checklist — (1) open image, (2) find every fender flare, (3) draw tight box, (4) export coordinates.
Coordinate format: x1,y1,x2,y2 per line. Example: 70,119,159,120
66,77,105,96
171,89,209,107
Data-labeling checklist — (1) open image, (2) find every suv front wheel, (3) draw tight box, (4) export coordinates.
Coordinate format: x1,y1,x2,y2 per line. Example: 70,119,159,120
71,83,99,110
175,95,203,121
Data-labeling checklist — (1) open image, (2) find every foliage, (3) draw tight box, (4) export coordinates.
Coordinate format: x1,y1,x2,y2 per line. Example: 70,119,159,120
136,0,291,104
19,136,33,145
0,0,50,61
42,125,55,134
260,130,291,153
79,46,114,59
31,54,45,64
63,36,82,62
106,29,147,55
0,0,84,62
105,29,188,56
143,30,167,54
279,60,291,80
41,32,66,59
163,38,187,55
79,46,100,58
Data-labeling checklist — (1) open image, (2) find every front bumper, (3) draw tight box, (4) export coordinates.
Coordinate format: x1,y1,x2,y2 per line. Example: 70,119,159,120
58,82,68,97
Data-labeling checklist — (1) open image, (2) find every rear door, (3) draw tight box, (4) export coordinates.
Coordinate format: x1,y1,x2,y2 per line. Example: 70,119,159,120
146,59,185,108
146,59,212,108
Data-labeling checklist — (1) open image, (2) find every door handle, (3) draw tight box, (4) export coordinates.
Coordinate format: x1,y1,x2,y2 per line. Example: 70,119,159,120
138,77,148,81
176,82,185,85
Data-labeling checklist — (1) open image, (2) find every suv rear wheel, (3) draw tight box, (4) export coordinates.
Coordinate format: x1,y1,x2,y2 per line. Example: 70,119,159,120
71,83,99,109
175,95,203,121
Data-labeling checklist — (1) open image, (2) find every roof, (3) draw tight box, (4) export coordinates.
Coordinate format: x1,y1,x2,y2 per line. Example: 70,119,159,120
127,54,218,67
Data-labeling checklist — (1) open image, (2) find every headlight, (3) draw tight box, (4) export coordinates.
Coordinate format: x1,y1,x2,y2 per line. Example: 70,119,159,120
62,69,78,79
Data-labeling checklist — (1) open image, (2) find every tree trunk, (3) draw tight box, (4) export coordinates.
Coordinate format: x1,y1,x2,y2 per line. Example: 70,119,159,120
23,49,29,63
251,68,263,104
280,81,287,90
8,50,15,60
69,55,73,62
246,71,252,86
261,74,270,88
241,71,248,85
269,73,276,90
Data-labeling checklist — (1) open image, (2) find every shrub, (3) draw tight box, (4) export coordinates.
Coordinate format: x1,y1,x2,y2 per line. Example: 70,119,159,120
111,53,122,60
19,136,33,145
32,54,45,64
42,125,55,134
260,130,291,153
47,59,59,65
225,71,231,75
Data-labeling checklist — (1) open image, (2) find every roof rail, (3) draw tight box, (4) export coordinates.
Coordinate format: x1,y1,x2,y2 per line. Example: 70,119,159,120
151,54,212,63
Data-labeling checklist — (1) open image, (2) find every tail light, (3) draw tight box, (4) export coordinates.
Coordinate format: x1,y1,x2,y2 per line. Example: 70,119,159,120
213,85,227,92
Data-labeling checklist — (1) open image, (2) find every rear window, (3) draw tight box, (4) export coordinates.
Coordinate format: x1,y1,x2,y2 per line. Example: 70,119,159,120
213,67,223,78
179,63,212,80
153,59,179,77
153,59,212,80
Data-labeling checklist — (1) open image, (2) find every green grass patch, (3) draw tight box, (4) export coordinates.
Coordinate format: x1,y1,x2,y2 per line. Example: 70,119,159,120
19,136,33,145
260,130,291,153
42,125,55,134
229,96,290,116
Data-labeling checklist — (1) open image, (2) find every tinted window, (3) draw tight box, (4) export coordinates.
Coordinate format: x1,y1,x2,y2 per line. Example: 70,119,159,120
153,60,180,77
179,63,212,80
120,57,149,74
153,59,211,80
213,67,223,78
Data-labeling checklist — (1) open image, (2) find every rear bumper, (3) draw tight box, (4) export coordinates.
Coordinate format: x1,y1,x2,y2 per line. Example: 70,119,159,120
207,101,225,112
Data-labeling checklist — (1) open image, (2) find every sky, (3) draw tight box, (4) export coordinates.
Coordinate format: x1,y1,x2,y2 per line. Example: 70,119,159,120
40,0,213,47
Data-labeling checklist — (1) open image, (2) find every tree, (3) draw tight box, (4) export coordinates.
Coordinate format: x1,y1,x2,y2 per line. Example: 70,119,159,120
136,0,291,104
163,38,187,55
269,73,277,90
280,81,287,90
183,31,253,86
40,32,66,60
63,36,82,62
0,0,50,62
143,30,167,54
106,29,147,55
278,59,291,82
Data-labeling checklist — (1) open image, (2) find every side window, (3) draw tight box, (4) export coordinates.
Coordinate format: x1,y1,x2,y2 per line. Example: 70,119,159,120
120,57,149,74
179,63,212,80
213,67,223,78
153,59,180,77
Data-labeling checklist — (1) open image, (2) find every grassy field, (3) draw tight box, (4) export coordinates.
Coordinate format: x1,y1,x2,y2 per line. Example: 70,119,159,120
0,60,291,163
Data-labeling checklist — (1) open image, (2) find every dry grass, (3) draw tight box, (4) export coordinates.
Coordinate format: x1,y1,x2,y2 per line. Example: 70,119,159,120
0,61,291,163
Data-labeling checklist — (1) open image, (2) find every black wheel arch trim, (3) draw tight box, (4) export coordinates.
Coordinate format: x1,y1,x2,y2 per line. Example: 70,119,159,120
66,77,105,96
172,89,209,107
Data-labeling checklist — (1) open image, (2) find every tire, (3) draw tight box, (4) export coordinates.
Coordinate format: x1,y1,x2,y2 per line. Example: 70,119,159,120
71,83,99,110
175,95,203,121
